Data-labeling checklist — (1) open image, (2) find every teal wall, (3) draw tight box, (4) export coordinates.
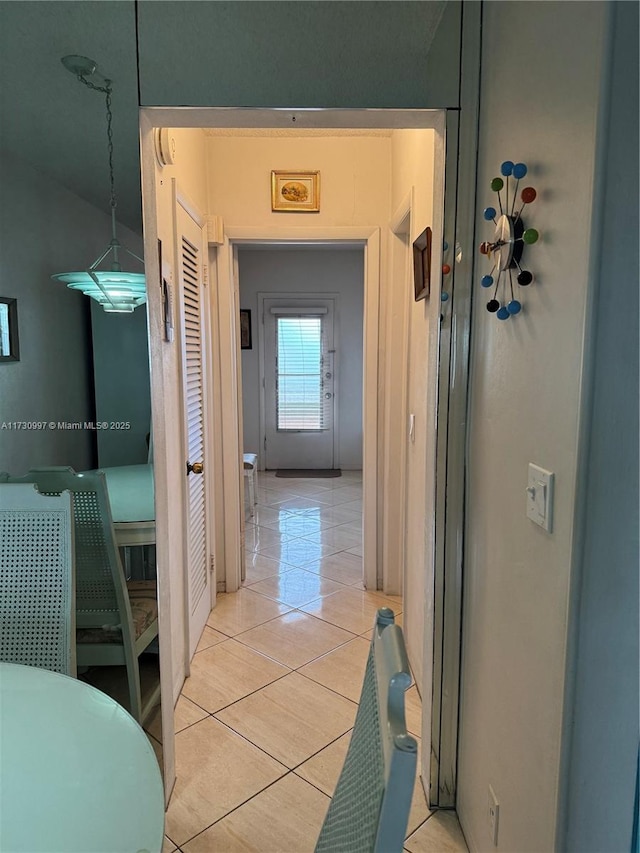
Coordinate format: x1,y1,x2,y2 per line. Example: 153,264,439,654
0,154,98,475
91,301,152,468
137,0,460,108
563,4,639,849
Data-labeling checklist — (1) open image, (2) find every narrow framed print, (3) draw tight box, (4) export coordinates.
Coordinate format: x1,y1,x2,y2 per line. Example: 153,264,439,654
413,226,432,301
240,309,252,349
271,171,320,212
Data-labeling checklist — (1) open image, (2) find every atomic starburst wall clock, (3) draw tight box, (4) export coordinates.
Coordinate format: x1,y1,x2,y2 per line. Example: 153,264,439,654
478,160,539,320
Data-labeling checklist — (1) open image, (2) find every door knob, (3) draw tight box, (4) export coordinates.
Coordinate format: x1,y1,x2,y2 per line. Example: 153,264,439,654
186,461,204,476
325,392,332,399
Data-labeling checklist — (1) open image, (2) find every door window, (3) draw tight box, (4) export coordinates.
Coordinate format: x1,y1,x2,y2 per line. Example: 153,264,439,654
276,315,327,431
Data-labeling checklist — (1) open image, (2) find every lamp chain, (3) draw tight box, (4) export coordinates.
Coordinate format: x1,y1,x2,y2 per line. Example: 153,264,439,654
77,74,117,214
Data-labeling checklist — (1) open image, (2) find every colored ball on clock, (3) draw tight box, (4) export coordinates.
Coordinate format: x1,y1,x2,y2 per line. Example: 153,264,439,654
479,241,491,255
500,161,514,176
507,300,522,315
483,206,497,221
442,264,451,275
443,241,449,251
517,270,533,286
521,186,537,204
481,275,494,288
523,228,539,244
486,299,500,313
513,162,528,179
441,291,450,302
491,177,504,192
497,306,510,320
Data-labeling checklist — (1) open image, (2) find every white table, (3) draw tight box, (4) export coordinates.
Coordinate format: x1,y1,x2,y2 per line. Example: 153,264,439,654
0,662,164,853
97,464,155,547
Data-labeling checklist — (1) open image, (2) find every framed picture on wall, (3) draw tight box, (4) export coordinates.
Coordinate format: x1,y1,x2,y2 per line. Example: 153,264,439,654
0,297,19,362
240,310,252,349
413,226,432,301
271,171,320,212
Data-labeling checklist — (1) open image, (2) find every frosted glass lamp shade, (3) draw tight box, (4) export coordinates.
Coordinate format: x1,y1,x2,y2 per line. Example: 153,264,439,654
52,271,146,313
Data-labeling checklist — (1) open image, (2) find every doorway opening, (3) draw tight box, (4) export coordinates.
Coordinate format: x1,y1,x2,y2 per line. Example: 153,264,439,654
139,107,457,806
221,226,383,598
237,246,365,591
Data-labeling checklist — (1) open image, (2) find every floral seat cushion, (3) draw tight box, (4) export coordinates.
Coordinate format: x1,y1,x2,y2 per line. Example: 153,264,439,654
76,580,158,644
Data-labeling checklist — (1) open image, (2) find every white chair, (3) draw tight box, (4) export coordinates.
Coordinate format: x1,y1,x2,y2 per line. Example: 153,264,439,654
0,483,76,676
315,608,418,853
0,467,159,724
243,453,258,518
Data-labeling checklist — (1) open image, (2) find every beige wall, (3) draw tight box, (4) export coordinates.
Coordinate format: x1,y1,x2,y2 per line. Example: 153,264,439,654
458,3,609,851
206,135,391,228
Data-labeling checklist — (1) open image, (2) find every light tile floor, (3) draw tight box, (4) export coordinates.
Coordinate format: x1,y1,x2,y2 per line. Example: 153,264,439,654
149,471,468,852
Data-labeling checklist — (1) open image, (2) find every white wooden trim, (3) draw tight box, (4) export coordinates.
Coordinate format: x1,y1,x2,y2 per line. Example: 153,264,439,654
225,225,380,243
389,189,413,236
142,108,442,131
175,186,206,228
256,295,267,471
233,246,246,586
362,228,380,592
171,180,193,673
207,246,227,597
215,237,243,593
382,189,414,595
139,112,176,806
201,249,217,613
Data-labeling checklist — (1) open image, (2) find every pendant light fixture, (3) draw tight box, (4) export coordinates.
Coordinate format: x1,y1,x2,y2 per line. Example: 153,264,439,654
52,55,145,313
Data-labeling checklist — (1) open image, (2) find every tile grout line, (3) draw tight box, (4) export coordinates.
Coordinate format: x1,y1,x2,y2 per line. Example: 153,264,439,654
175,766,332,850
170,475,372,847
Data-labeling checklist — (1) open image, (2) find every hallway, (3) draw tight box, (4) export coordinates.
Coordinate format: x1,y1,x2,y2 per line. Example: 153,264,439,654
150,471,468,852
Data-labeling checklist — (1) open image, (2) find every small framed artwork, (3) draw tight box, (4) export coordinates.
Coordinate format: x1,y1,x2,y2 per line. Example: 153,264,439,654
0,297,19,362
271,170,320,212
240,310,252,350
413,226,432,301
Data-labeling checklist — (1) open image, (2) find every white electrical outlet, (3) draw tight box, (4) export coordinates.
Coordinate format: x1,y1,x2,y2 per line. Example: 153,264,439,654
488,785,500,846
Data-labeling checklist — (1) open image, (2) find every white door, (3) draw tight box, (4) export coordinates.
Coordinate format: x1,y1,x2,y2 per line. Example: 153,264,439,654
263,297,336,470
175,199,212,658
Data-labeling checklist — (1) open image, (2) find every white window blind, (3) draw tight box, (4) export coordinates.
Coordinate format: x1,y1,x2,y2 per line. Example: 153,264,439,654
276,315,327,431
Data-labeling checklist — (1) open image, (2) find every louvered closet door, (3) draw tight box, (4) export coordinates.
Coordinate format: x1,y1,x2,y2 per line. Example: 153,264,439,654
176,202,211,658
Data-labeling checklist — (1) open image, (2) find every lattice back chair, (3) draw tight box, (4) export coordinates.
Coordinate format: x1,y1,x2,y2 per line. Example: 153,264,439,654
0,483,75,676
0,468,159,724
315,607,418,853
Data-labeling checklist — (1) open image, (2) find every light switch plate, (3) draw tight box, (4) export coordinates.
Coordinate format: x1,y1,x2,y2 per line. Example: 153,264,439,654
526,464,554,532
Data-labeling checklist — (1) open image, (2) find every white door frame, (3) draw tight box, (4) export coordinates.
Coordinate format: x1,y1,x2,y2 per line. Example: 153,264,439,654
382,189,414,595
221,226,380,593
